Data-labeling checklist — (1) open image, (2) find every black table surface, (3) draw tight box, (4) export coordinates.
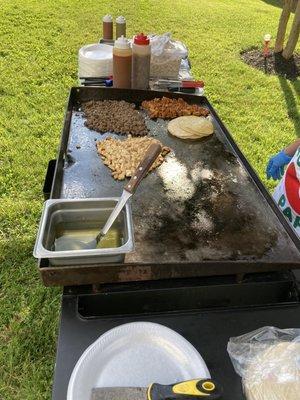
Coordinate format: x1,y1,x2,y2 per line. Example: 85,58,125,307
52,278,300,400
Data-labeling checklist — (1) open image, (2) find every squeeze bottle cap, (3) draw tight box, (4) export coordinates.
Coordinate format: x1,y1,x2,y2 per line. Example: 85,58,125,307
134,33,150,45
114,35,131,49
103,14,113,22
116,16,126,24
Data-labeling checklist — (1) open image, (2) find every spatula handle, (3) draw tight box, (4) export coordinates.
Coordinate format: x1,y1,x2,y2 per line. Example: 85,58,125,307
148,379,222,400
124,143,162,194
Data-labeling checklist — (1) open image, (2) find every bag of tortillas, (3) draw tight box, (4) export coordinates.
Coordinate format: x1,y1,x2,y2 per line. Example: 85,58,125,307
227,326,300,400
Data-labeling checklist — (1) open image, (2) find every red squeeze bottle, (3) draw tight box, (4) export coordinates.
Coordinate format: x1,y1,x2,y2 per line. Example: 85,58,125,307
132,33,151,90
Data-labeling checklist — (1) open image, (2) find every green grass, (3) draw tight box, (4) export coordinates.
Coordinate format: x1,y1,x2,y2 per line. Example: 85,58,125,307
0,0,300,398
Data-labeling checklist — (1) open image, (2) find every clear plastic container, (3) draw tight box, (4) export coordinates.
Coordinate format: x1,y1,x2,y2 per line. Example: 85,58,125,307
149,33,188,78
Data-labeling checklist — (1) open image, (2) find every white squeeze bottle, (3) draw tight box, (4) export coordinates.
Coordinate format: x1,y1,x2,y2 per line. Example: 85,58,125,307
116,16,126,39
103,14,113,40
113,36,132,89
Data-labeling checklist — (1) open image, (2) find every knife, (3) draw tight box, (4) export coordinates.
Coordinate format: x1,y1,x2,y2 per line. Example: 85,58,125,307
91,379,222,400
153,79,205,89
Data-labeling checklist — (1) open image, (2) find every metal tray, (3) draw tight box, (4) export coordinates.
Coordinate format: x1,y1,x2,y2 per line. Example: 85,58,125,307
38,87,300,286
34,198,134,265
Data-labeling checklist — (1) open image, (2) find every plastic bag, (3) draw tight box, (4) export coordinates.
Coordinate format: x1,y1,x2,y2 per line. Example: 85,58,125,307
150,32,187,59
227,326,300,400
149,33,188,78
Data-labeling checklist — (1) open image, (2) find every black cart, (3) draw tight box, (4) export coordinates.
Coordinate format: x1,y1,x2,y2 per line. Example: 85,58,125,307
39,87,300,400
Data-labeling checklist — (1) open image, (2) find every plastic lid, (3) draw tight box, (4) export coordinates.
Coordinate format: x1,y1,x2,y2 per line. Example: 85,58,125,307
134,33,150,45
116,16,126,24
103,14,113,22
114,35,131,49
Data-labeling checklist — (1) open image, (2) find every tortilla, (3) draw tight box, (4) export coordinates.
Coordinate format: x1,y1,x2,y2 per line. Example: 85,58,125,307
243,342,300,400
168,116,214,140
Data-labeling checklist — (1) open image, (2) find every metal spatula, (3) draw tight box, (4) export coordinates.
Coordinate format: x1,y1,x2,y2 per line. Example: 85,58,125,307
91,379,222,400
55,143,162,251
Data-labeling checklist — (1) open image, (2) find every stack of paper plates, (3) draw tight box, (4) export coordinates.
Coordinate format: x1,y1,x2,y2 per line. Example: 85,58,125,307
78,43,113,78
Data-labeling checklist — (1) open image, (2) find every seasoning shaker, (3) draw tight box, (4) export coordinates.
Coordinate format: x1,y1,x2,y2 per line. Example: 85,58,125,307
132,33,151,90
102,14,113,40
116,16,126,39
113,36,132,89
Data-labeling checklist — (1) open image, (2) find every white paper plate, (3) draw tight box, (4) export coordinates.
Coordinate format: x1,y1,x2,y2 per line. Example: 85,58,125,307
67,322,210,400
80,43,112,61
78,43,113,77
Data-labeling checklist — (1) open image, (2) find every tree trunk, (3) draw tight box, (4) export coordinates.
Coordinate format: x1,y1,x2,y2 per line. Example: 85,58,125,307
291,0,299,13
283,0,300,59
275,0,292,53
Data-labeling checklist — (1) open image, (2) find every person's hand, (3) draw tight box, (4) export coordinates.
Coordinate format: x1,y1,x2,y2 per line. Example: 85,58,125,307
266,150,292,180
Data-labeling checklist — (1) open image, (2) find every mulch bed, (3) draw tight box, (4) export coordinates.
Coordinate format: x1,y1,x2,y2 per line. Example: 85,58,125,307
241,48,300,80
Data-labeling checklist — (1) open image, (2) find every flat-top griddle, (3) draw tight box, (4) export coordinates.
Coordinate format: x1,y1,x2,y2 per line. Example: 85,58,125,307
39,87,300,286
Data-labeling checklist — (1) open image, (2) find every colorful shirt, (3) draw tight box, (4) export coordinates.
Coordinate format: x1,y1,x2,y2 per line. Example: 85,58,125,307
273,147,300,235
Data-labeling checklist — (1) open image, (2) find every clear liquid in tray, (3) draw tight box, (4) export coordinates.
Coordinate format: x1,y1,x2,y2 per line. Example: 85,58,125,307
53,221,121,251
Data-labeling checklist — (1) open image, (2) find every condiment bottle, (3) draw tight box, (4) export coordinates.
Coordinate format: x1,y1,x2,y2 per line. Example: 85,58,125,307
102,14,113,40
113,36,132,89
116,16,126,39
132,33,151,90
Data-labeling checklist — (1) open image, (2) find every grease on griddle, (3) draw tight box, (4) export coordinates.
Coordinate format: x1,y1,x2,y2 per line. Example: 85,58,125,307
158,156,196,201
145,147,277,261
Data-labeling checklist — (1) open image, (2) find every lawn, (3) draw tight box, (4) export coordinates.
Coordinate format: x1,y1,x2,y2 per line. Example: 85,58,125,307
0,0,300,398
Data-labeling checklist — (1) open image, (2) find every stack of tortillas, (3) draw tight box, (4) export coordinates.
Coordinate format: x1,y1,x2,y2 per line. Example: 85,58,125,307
168,116,214,140
243,342,300,400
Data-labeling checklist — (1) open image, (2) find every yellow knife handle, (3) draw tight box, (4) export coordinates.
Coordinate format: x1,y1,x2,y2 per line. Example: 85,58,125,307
147,379,222,400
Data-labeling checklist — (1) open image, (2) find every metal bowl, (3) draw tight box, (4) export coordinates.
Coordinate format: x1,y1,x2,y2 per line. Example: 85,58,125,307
33,198,134,266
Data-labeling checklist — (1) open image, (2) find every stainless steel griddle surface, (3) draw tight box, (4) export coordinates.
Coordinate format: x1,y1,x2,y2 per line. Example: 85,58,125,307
54,89,300,264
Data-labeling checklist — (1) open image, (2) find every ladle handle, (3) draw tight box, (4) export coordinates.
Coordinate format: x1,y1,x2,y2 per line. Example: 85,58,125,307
124,143,162,194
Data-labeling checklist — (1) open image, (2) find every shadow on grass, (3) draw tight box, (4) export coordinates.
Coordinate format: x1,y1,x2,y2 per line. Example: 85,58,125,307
278,76,300,137
261,0,283,8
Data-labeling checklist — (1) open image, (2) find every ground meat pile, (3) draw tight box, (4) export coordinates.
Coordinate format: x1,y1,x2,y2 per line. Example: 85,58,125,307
142,97,210,119
83,100,148,136
97,135,171,180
